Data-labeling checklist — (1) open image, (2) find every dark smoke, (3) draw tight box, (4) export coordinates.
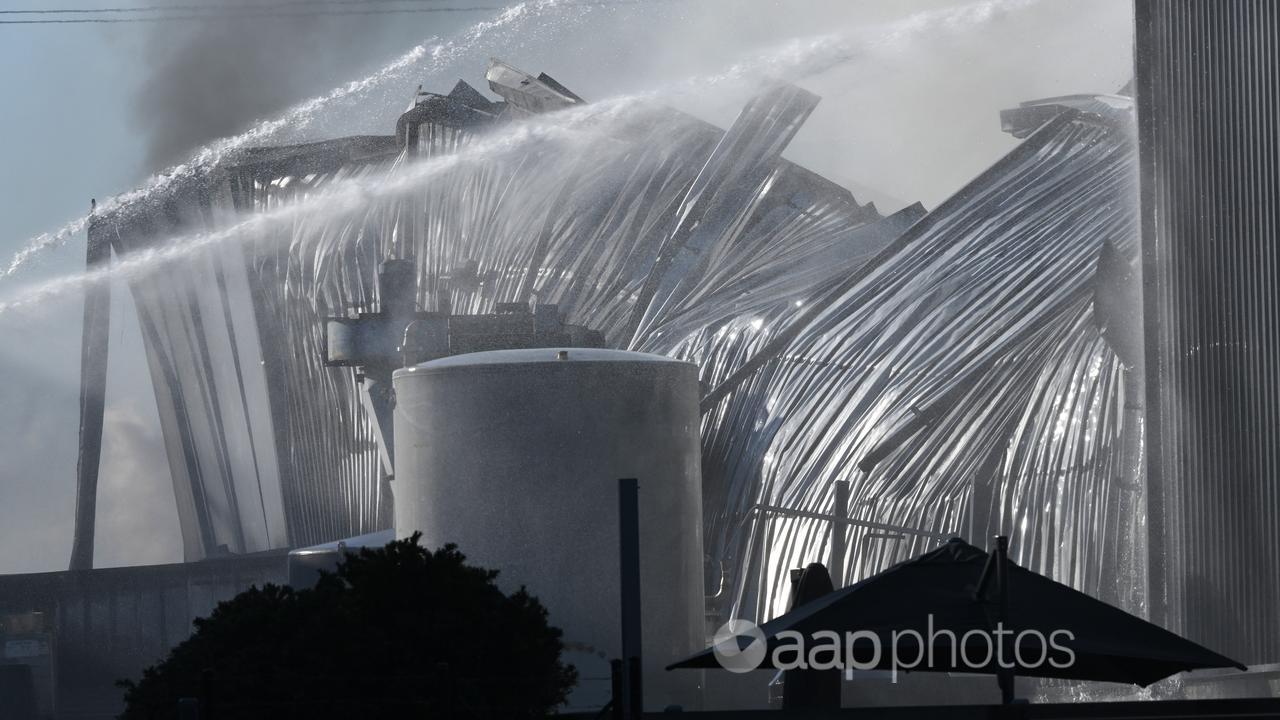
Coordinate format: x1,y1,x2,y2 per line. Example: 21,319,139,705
132,0,426,171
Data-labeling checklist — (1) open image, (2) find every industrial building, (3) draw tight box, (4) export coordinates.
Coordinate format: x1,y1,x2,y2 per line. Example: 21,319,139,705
2,0,1279,715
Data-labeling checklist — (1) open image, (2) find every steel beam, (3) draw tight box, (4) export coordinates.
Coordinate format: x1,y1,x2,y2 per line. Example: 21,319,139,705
69,201,112,571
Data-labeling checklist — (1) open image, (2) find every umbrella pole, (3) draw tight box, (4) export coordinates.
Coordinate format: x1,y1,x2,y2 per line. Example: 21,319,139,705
995,535,1015,705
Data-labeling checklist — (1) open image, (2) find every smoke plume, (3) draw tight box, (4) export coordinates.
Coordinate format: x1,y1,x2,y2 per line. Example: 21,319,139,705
132,1,426,171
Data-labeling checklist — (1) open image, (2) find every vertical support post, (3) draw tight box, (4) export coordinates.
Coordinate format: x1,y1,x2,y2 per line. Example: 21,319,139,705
830,480,849,587
627,656,643,720
609,659,624,720
994,535,1014,705
69,200,111,572
200,667,214,720
350,258,419,479
618,478,643,718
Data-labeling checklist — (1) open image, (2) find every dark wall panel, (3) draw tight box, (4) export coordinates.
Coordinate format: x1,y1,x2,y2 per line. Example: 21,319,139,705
1138,0,1280,664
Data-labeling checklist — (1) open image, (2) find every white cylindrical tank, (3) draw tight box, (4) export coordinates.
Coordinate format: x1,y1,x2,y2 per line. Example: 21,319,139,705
392,348,704,711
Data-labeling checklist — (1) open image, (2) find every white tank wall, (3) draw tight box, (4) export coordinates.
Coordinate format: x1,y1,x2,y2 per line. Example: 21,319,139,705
392,348,704,711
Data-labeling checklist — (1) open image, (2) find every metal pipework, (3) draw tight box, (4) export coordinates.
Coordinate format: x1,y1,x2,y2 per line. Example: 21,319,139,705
741,502,953,542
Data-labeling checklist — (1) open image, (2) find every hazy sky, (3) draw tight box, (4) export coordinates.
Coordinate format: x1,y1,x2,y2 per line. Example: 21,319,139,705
0,0,1134,574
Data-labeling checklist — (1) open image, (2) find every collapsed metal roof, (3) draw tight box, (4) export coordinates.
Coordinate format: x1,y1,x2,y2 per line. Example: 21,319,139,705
81,60,1141,625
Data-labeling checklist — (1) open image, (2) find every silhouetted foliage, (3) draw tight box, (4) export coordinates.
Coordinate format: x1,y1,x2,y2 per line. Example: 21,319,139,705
118,534,577,719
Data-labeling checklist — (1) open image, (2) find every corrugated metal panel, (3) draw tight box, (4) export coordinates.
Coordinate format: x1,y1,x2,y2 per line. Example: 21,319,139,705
684,109,1143,622
106,82,890,561
100,67,1153,643
1137,0,1280,664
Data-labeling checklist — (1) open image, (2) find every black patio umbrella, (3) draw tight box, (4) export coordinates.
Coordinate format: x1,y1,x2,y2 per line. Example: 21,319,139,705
669,537,1245,703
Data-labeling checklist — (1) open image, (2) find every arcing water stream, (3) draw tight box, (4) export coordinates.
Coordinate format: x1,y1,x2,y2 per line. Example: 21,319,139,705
0,95,654,316
1,0,573,279
0,0,1040,284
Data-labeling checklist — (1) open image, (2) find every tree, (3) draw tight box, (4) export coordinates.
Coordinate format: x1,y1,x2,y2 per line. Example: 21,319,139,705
119,534,577,719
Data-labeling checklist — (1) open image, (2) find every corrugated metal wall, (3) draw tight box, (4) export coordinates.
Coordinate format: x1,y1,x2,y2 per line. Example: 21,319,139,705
1137,0,1280,664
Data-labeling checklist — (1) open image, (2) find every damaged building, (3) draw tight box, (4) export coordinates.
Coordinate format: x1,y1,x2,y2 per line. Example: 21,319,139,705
3,2,1280,709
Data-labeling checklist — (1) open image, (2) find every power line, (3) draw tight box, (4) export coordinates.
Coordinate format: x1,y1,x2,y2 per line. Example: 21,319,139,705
0,5,508,23
0,0,680,25
0,0,465,12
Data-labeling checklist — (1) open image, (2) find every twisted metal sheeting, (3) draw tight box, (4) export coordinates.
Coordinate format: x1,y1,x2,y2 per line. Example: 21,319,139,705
114,80,1144,632
110,186,293,559
120,85,889,558
680,110,1142,622
231,161,399,551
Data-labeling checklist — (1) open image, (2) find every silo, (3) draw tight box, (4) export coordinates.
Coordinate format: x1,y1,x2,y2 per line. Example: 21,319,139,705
392,348,704,711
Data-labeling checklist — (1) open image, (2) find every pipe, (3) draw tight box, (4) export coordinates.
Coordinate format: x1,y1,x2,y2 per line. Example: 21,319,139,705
745,503,952,541
617,478,643,718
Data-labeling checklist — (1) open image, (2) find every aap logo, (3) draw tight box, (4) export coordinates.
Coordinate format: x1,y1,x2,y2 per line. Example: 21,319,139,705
712,619,767,673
